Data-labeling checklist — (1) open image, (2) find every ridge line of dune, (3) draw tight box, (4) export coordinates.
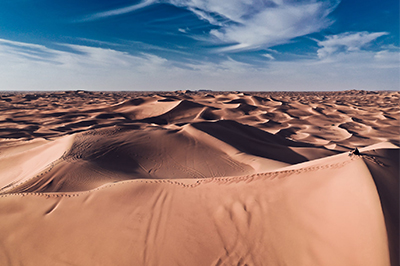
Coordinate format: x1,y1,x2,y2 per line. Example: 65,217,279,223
0,155,361,198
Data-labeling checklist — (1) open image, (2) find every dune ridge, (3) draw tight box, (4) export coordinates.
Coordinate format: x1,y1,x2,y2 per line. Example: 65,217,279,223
0,151,359,197
0,90,398,265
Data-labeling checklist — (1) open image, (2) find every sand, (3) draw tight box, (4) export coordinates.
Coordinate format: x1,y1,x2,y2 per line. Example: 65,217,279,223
0,90,398,265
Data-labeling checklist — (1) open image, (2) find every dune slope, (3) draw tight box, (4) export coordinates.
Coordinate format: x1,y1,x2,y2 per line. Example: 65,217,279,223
0,90,398,265
0,155,390,266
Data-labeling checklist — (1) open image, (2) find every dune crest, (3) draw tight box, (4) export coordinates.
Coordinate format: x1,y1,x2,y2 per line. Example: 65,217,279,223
0,90,398,265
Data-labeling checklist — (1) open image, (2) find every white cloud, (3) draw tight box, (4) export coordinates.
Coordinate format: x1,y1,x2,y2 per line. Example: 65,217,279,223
316,31,389,59
78,0,340,52
77,0,157,22
0,39,175,90
262,54,275,60
0,38,398,92
166,0,340,52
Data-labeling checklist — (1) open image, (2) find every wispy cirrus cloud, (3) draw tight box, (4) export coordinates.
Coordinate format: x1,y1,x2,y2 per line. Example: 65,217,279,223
0,38,398,91
0,39,63,64
0,38,175,90
77,0,157,22
77,0,341,52
168,0,340,52
316,31,389,59
262,54,275,60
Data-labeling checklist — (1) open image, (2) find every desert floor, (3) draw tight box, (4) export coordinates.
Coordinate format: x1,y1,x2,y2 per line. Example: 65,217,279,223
0,90,398,265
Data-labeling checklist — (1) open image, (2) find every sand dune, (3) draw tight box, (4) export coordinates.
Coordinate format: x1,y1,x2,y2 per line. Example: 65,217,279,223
0,90,398,265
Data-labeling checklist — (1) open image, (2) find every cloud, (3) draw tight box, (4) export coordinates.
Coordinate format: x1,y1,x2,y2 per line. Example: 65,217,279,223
262,54,275,60
0,38,175,90
77,0,157,22
77,0,340,52
316,31,389,59
0,39,165,70
0,39,63,64
166,0,340,52
0,38,398,91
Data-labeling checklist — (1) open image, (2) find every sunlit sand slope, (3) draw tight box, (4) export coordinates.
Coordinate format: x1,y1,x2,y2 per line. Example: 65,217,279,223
0,155,390,266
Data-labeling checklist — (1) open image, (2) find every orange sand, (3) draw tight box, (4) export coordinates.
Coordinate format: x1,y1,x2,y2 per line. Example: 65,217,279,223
0,90,398,265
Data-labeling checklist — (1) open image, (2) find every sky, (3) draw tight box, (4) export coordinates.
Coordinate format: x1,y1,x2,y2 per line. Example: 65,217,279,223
0,0,398,91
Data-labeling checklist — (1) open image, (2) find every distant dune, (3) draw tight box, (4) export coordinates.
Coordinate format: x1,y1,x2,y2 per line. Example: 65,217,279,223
0,90,398,265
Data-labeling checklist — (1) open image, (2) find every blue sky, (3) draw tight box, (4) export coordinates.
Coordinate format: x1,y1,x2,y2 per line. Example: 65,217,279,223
0,0,398,91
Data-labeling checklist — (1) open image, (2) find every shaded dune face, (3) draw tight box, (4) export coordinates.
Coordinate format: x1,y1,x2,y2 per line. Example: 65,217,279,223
0,90,398,265
0,122,313,194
